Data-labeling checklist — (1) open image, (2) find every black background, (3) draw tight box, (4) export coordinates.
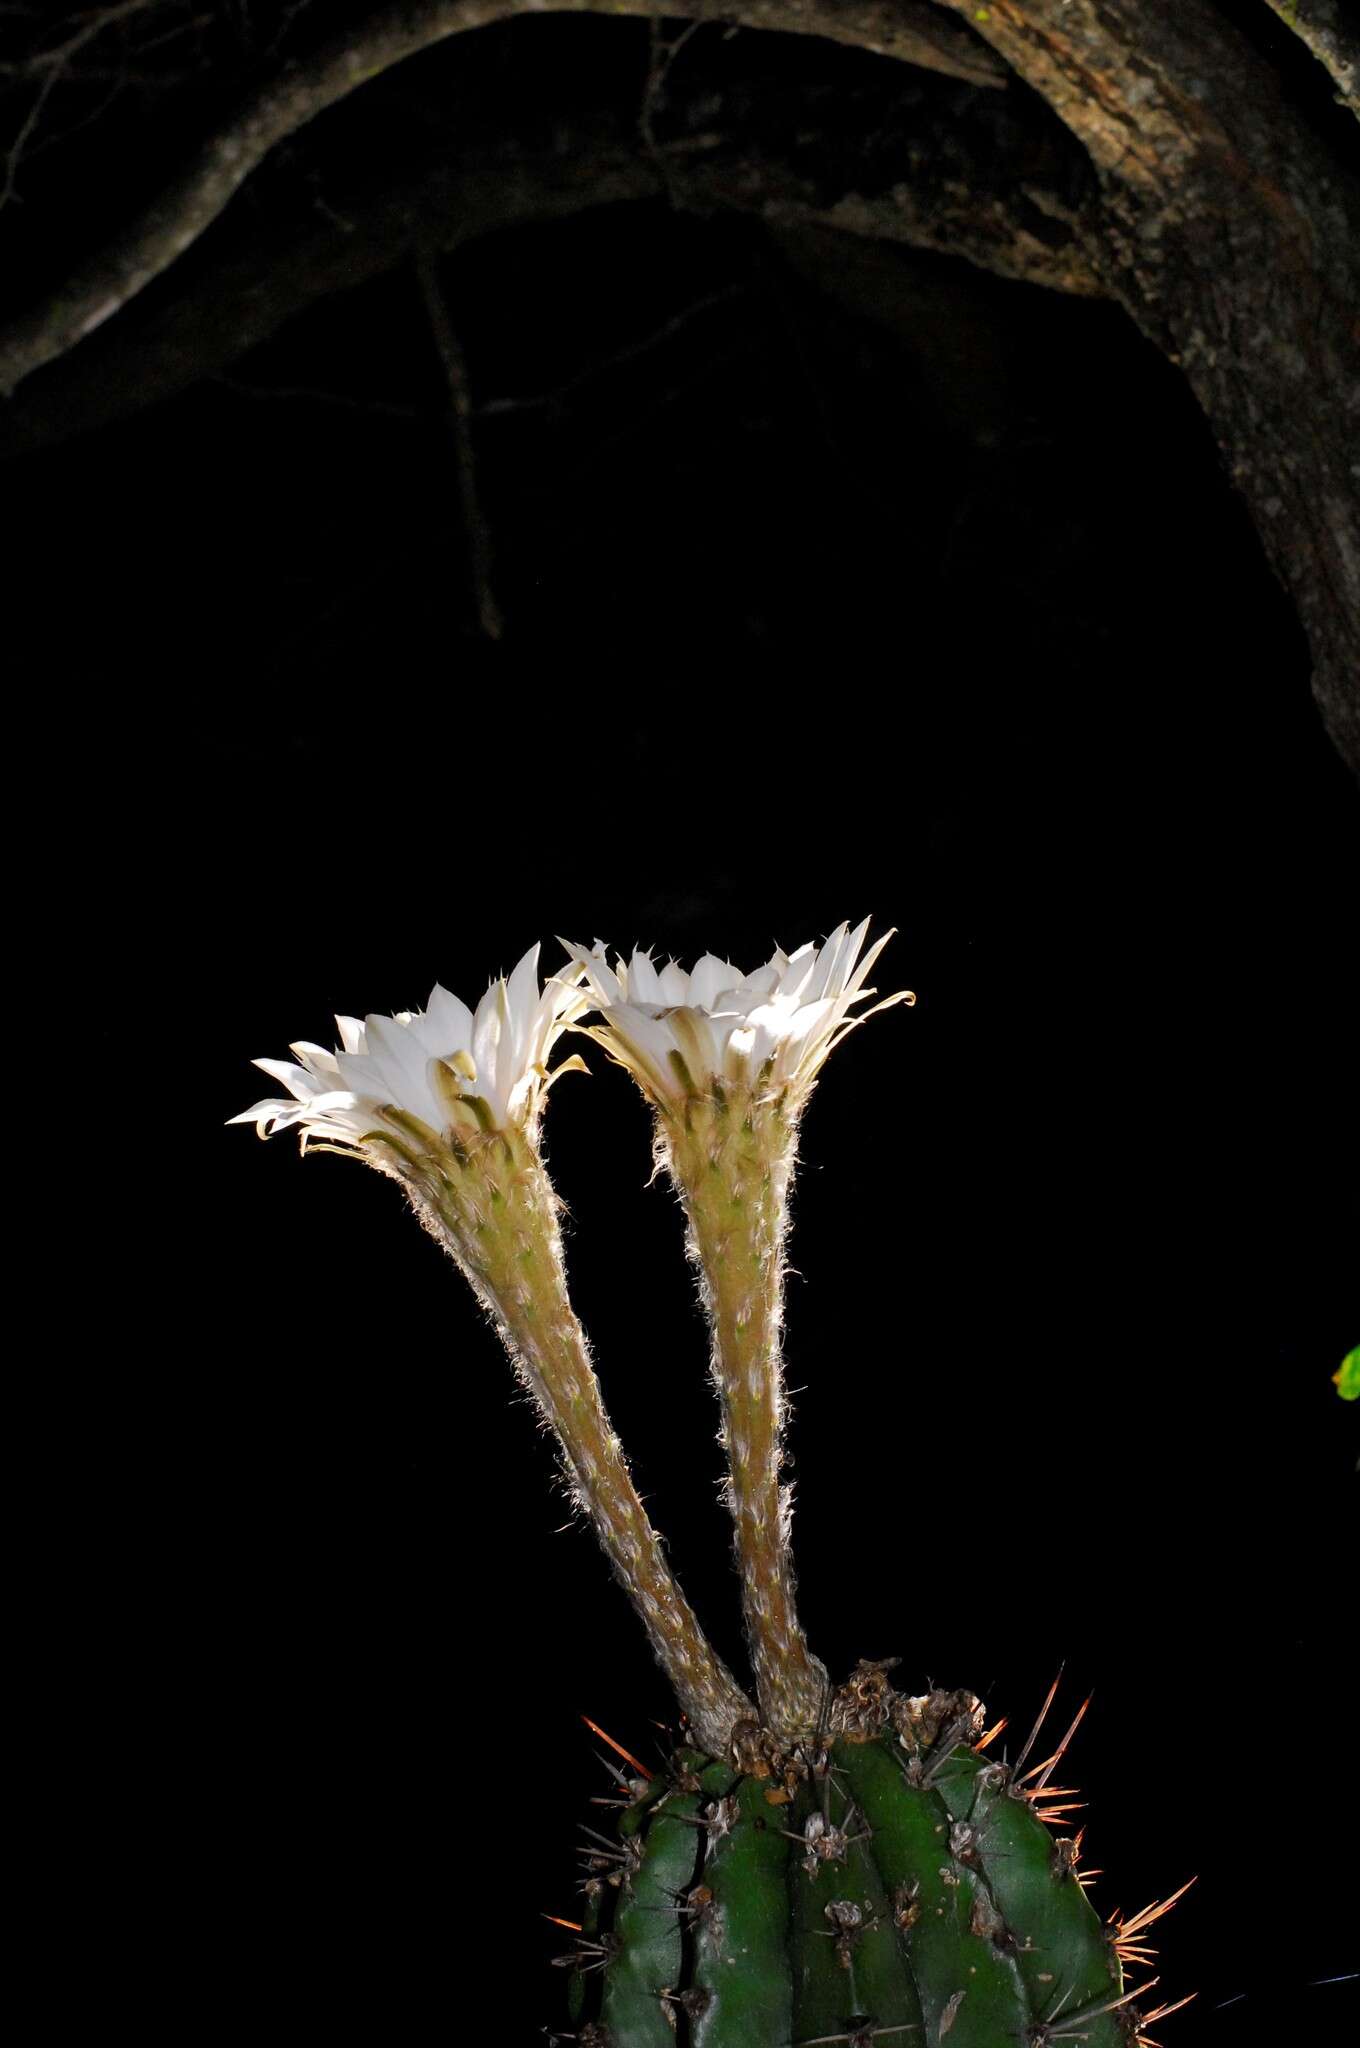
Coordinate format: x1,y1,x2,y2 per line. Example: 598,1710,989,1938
12,15,1357,2044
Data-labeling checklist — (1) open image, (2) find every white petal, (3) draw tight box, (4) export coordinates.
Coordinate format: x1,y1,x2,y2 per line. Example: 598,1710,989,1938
833,916,874,994
777,996,839,1069
252,1056,321,1102
405,987,469,1060
226,1095,293,1127
845,925,896,996
493,981,519,1116
504,944,542,1042
775,945,819,1005
336,1050,385,1102
401,1010,446,1058
668,1005,719,1084
657,960,691,1005
362,1014,427,1107
288,1041,343,1084
722,1023,757,1081
305,1088,363,1116
628,952,666,1005
353,1021,443,1128
608,1003,681,1094
736,965,782,1001
472,984,503,1098
806,923,850,1001
746,1020,780,1069
561,939,621,1007
686,953,731,1010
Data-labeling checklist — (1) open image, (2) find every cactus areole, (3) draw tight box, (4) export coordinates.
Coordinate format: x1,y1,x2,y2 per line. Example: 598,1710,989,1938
233,928,1192,2046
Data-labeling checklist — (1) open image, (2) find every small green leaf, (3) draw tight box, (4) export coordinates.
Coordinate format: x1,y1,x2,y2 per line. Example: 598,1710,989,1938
1335,1346,1360,1401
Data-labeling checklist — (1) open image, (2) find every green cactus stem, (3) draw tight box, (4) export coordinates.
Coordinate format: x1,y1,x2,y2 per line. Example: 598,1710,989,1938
555,1673,1193,2048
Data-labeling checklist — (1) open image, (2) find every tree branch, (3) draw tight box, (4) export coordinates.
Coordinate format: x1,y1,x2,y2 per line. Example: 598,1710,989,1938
923,0,1360,770
0,0,1003,398
0,96,1100,460
1,0,1355,769
0,1,212,208
415,251,503,642
1260,0,1358,119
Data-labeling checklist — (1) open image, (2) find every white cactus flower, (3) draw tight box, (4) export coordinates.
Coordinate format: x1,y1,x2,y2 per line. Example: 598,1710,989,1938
229,942,756,1747
229,942,591,1151
565,918,913,1107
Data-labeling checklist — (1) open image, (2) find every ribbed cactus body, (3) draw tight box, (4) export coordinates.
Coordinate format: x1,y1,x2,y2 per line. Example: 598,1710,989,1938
564,1687,1133,2048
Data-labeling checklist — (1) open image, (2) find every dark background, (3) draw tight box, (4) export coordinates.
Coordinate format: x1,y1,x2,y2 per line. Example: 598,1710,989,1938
9,12,1356,2045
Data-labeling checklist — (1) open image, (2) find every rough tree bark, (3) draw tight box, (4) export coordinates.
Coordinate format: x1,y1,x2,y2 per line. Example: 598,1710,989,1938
2,1,1356,766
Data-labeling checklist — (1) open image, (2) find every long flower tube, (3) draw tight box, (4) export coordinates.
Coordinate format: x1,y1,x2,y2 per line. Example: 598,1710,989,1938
568,921,914,1740
231,943,753,1752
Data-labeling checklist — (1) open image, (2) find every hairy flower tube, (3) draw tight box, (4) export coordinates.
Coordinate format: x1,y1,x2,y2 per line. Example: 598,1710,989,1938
231,944,752,1751
568,922,913,1739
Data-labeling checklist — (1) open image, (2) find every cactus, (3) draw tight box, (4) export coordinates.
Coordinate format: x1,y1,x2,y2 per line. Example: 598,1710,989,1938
233,924,1192,2048
556,1679,1193,2048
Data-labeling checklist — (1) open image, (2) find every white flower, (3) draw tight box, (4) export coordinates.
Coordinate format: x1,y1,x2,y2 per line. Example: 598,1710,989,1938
565,919,913,1106
229,943,591,1150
